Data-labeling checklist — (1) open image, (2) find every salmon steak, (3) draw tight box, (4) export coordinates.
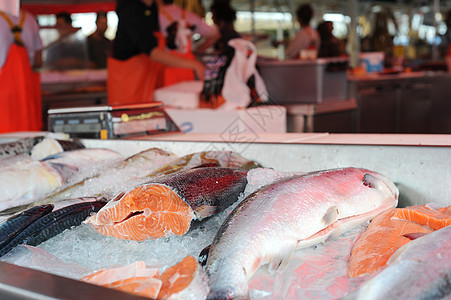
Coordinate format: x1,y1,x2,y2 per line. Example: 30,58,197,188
348,204,451,278
87,167,248,240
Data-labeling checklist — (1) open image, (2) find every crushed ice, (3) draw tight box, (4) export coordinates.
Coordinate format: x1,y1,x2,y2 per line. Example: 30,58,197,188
1,167,371,299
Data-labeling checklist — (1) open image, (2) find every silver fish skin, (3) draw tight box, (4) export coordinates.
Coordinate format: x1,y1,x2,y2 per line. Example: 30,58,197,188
345,225,451,300
205,167,399,299
0,149,122,212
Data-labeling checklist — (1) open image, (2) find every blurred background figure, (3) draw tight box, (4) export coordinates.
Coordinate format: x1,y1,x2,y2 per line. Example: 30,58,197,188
158,0,218,53
439,9,451,59
285,3,319,59
368,7,397,67
210,0,240,52
174,0,205,18
55,11,77,38
317,20,343,58
107,0,204,105
158,0,218,85
0,8,43,132
87,11,111,69
42,11,89,70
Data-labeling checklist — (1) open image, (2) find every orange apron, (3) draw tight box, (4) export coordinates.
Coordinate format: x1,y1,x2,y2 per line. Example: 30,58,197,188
160,7,195,86
107,33,166,106
0,12,42,133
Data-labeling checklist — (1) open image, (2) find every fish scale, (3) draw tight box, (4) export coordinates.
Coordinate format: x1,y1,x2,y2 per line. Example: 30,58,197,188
0,204,54,250
153,167,248,220
0,200,107,257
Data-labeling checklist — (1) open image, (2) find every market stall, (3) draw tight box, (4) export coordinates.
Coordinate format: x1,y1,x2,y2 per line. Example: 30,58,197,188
0,133,449,299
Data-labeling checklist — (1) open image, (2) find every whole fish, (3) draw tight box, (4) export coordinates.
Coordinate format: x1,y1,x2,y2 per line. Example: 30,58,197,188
146,151,261,179
345,225,451,300
0,136,84,161
0,199,107,257
41,148,178,203
0,204,54,250
87,167,249,241
203,167,399,299
0,148,122,212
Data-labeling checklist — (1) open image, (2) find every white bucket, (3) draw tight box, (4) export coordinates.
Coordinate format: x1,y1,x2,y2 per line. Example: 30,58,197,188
359,52,384,73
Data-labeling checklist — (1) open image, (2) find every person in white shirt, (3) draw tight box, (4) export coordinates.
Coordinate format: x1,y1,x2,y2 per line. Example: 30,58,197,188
285,3,319,59
0,10,42,69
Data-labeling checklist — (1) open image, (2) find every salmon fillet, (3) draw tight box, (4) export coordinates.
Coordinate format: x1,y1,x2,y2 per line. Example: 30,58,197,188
348,204,451,278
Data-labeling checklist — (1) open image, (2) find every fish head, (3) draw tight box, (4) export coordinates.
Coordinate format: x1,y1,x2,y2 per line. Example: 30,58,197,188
362,170,399,203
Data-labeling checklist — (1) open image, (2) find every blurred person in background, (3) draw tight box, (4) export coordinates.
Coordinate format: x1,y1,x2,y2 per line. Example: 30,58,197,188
158,0,218,85
285,3,319,59
174,0,205,18
368,8,397,67
317,20,343,58
210,1,240,52
0,8,43,132
87,11,111,69
108,0,205,105
43,11,88,70
439,9,451,59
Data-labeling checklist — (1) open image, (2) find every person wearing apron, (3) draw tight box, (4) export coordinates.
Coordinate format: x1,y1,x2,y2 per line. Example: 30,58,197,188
108,0,205,106
0,10,43,133
158,0,218,86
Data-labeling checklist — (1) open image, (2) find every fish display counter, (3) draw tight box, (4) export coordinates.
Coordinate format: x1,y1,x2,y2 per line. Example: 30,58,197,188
0,133,450,299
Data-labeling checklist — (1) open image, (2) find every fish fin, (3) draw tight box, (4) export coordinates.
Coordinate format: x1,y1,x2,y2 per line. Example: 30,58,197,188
47,162,78,182
323,206,339,227
194,205,217,220
198,244,211,268
267,241,297,273
403,232,429,240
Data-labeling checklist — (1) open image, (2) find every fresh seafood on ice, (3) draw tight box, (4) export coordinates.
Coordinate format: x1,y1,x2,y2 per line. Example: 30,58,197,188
82,256,209,300
0,137,42,159
158,255,209,300
348,204,451,278
87,167,248,240
82,261,161,299
0,204,54,250
0,148,122,212
0,199,107,257
0,136,84,161
345,224,451,299
30,137,85,161
42,148,178,203
203,167,399,299
147,151,261,179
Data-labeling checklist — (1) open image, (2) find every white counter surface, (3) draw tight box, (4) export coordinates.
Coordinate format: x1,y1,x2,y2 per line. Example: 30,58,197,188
139,132,451,146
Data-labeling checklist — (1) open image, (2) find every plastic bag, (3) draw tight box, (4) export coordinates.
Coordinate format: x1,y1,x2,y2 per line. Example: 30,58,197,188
200,38,268,110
